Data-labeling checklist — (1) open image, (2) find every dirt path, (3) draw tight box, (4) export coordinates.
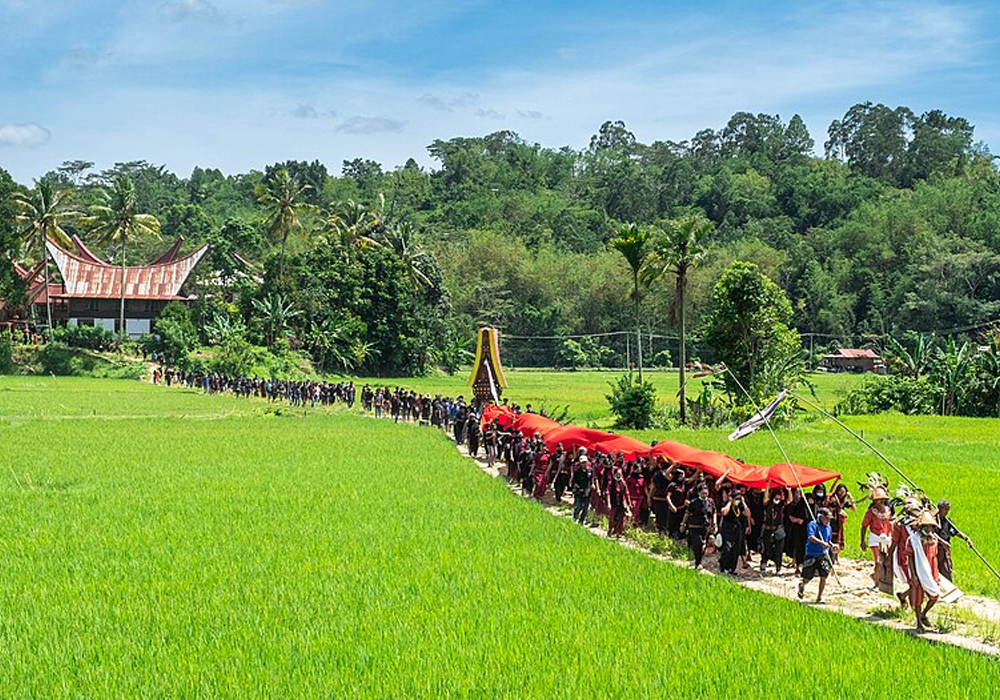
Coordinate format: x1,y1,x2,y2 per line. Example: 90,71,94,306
451,439,1000,657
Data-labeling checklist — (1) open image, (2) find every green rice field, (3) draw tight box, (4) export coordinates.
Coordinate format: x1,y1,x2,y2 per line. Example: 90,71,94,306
0,376,998,697
358,370,1000,598
353,368,861,423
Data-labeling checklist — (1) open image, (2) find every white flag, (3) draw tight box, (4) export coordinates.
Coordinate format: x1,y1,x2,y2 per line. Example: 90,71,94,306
728,390,788,441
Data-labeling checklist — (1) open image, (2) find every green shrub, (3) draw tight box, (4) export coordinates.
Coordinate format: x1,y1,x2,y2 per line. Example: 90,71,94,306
606,372,658,429
51,324,117,351
650,349,672,368
837,375,941,415
37,342,144,379
0,336,12,373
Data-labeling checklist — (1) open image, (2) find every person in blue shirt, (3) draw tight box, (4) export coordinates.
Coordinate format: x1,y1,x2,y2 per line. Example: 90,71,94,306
797,507,837,603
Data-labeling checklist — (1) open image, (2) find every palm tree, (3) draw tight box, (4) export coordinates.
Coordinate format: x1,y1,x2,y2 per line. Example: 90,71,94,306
378,220,434,288
87,176,160,338
254,169,317,278
324,194,384,252
645,214,713,423
609,222,652,382
14,179,81,332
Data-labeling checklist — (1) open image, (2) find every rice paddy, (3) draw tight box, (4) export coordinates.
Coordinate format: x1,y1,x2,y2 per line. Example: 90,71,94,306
0,376,998,698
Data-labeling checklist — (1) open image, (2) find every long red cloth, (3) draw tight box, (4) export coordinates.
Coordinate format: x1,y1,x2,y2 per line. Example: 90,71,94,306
479,404,839,487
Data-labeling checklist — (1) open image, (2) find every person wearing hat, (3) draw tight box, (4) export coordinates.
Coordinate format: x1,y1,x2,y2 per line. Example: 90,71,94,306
860,486,894,584
901,510,942,632
935,499,973,582
798,507,837,603
570,454,594,525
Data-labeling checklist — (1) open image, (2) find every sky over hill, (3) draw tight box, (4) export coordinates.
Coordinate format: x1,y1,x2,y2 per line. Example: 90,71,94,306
1,0,998,181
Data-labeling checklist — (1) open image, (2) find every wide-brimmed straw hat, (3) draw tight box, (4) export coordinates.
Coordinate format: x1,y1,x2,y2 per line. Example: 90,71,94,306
917,510,937,527
871,486,890,501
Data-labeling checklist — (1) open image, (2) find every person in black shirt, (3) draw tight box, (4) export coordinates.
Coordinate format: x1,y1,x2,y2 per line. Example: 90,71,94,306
760,489,786,575
666,469,688,539
649,461,672,534
571,456,594,524
784,488,808,575
683,483,717,569
719,486,749,575
550,444,570,503
935,499,973,581
607,468,630,538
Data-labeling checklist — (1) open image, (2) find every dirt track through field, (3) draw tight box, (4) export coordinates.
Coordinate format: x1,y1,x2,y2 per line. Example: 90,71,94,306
450,438,1000,657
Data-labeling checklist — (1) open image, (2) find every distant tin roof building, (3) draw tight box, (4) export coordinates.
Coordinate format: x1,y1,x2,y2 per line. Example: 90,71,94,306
821,348,885,374
4,236,209,337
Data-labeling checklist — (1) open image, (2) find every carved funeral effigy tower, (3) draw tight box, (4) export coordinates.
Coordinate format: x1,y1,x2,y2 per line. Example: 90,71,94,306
468,327,508,402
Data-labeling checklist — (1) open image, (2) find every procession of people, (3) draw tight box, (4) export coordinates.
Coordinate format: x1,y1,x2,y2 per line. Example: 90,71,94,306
157,368,976,632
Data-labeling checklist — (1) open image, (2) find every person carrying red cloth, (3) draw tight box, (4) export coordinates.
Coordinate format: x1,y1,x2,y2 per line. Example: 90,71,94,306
607,468,631,538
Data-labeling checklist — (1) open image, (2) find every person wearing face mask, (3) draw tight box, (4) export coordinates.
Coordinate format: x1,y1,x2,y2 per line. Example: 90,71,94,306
719,485,749,576
682,483,716,570
785,488,808,576
760,488,787,575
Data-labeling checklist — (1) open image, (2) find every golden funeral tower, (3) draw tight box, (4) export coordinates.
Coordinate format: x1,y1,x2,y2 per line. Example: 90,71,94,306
468,327,508,402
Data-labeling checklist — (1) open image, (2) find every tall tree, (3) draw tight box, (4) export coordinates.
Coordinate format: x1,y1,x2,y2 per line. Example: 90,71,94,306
609,222,652,381
14,179,80,332
254,169,316,278
703,260,801,404
645,213,713,423
378,220,435,289
87,176,161,337
324,196,383,252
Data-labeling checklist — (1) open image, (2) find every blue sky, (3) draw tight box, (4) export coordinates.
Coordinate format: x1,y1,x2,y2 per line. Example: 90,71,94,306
1,0,998,183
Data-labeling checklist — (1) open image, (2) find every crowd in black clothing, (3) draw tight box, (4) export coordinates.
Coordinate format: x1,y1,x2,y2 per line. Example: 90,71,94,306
359,387,858,576
158,369,860,576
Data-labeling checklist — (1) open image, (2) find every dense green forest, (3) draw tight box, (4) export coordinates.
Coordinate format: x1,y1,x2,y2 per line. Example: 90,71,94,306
2,101,998,373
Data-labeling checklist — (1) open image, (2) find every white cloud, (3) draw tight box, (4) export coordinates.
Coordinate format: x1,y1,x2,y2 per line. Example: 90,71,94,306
290,103,335,119
517,109,545,120
335,116,405,134
474,108,504,120
0,123,51,147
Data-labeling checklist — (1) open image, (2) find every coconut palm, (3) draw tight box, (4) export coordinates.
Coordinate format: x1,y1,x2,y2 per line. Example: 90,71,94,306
324,194,384,252
645,213,713,423
87,176,160,338
378,220,434,288
254,169,317,278
609,222,652,382
14,179,81,332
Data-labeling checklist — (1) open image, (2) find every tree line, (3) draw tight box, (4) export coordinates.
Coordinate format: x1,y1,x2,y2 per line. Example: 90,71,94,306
0,101,997,377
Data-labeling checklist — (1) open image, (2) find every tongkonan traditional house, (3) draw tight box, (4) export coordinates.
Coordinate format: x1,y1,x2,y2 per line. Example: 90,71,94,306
7,235,209,337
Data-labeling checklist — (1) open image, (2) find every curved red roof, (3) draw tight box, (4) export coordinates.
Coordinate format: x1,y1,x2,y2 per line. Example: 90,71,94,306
46,238,208,300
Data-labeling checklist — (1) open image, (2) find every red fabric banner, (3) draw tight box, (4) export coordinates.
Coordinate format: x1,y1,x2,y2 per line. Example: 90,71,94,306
512,412,562,438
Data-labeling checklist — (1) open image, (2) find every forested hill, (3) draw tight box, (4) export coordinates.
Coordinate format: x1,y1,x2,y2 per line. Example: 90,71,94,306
3,102,999,370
